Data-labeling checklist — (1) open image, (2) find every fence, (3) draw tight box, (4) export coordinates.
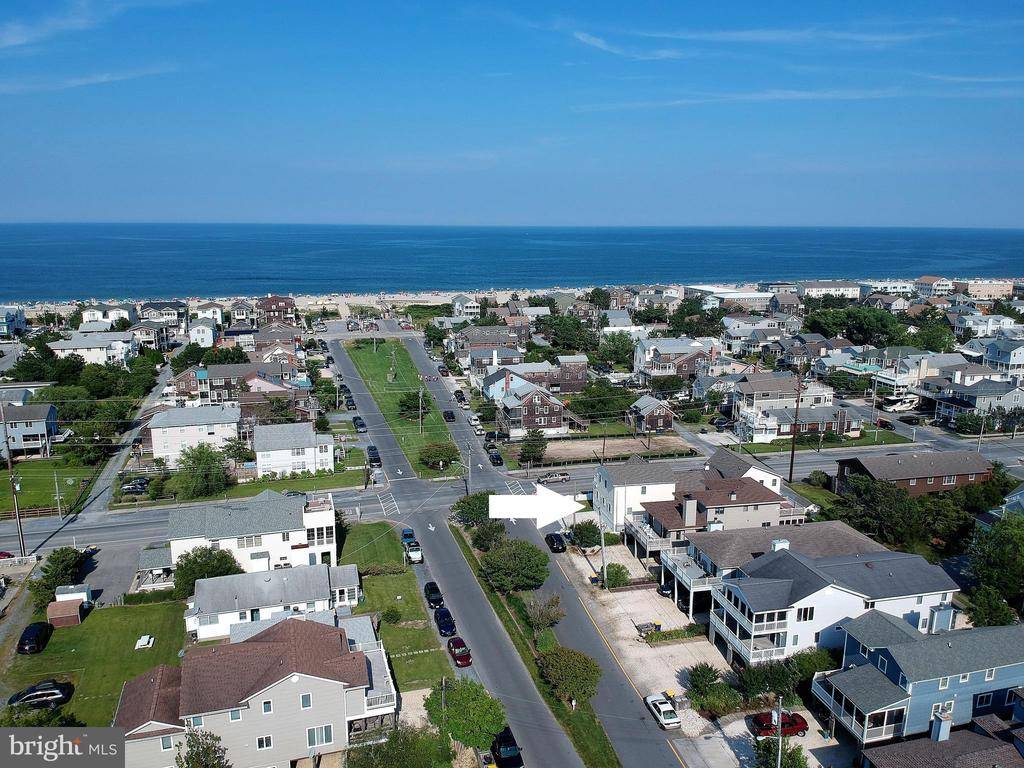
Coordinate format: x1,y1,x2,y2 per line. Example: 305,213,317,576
518,449,697,470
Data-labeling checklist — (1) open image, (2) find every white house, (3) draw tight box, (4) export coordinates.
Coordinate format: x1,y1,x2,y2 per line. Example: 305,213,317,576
185,564,360,640
955,314,1017,339
915,275,954,297
858,279,916,297
594,455,676,531
82,303,138,325
195,302,225,326
188,317,218,348
147,404,240,468
253,421,335,478
451,294,481,319
702,448,783,492
796,281,862,300
48,332,138,367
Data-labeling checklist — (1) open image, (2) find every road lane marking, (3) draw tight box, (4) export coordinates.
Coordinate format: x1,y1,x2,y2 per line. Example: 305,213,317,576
377,493,400,517
667,739,688,767
505,480,527,495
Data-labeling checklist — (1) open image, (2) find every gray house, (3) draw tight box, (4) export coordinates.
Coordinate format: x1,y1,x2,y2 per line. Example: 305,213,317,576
0,402,59,459
812,613,1024,746
934,378,1024,422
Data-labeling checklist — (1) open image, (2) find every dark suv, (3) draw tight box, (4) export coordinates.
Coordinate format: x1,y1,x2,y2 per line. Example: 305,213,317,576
366,445,382,468
434,607,457,637
7,679,74,709
423,581,444,609
17,622,53,655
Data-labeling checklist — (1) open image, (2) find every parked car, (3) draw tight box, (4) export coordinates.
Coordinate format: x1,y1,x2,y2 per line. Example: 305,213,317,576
488,452,504,467
404,541,424,564
460,400,470,410
484,441,497,452
537,471,570,485
443,410,456,422
877,419,896,431
17,622,53,655
7,679,74,710
656,582,675,597
352,416,367,432
467,414,480,426
453,390,466,402
284,490,306,498
446,636,473,667
898,415,922,425
544,533,567,553
423,581,444,609
490,727,524,768
400,528,416,545
345,398,357,411
366,446,382,468
0,551,13,559
325,355,334,365
474,425,486,436
751,711,808,739
645,694,681,730
434,607,457,637
438,365,449,376
338,384,351,395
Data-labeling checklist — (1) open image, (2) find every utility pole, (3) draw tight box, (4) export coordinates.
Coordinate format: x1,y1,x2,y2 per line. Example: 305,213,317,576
775,692,784,768
418,388,424,435
977,413,985,452
465,441,472,495
788,370,803,484
54,469,62,518
0,400,27,557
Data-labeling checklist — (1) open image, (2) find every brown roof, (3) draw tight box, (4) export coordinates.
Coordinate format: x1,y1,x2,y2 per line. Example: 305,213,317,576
46,599,83,619
687,477,785,507
861,718,1024,768
178,619,368,716
114,664,183,736
840,451,992,482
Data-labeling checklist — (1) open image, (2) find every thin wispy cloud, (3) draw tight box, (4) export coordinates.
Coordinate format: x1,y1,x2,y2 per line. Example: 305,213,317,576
573,87,903,112
0,65,176,95
919,73,1024,83
629,26,945,45
573,30,689,61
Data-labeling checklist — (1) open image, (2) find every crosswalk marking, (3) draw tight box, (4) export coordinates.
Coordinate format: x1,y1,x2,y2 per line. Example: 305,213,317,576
377,492,400,517
505,480,527,495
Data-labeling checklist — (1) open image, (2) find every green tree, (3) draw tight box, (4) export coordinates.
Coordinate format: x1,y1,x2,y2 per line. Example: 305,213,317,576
829,475,925,548
221,437,256,462
450,491,494,527
201,346,249,366
112,317,133,331
537,647,602,706
970,515,1024,606
31,385,97,422
0,706,84,727
753,737,808,768
172,546,244,599
967,585,1018,627
424,678,506,751
478,401,497,423
569,520,602,548
480,539,549,592
686,662,721,698
569,379,636,421
346,726,454,768
424,324,447,347
603,562,630,589
596,331,634,366
170,443,229,500
542,315,598,351
267,396,297,424
28,546,85,611
170,343,206,374
418,441,459,470
471,519,507,552
519,429,548,464
586,288,611,310
398,390,428,420
524,594,565,639
175,728,232,768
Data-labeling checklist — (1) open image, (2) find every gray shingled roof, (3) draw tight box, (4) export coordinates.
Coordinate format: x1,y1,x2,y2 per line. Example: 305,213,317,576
1,403,54,423
841,610,923,649
601,455,673,486
191,564,358,615
826,663,910,713
631,395,668,415
166,490,307,540
889,624,1024,682
689,521,885,570
849,451,991,482
253,421,317,452
138,544,173,570
148,404,240,429
704,448,764,481
861,721,1024,768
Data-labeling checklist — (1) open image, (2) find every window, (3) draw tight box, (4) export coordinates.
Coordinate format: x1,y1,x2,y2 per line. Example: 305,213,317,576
189,716,203,728
985,668,995,681
939,677,949,690
237,535,262,549
927,476,935,485
916,595,924,605
899,673,908,689
238,611,246,620
229,709,241,722
257,736,273,750
877,657,887,674
291,447,305,457
859,643,868,657
262,700,272,714
943,475,956,486
909,478,917,486
792,635,799,646
976,693,993,708
796,607,814,622
960,673,970,683
160,736,173,751
864,601,876,610
301,693,312,709
919,618,928,630
814,632,820,643
282,531,290,542
198,614,218,626
307,725,333,748
640,486,647,495
968,473,976,481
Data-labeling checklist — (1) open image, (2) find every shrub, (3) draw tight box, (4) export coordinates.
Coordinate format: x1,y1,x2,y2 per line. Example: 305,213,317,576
682,409,702,423
602,532,622,546
122,590,178,605
805,470,830,489
360,563,407,576
470,520,507,552
603,562,630,589
381,607,402,624
537,647,603,704
788,647,839,685
418,441,460,470
569,520,602,548
480,539,549,593
687,662,721,698
450,492,493,528
693,682,743,718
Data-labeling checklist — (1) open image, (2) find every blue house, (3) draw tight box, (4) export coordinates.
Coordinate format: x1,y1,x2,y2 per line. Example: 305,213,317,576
812,610,1024,745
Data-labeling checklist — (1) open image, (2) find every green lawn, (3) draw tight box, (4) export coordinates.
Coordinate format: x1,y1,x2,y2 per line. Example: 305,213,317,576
4,602,186,726
731,429,912,454
340,522,450,690
586,421,632,437
0,457,95,512
331,420,357,435
337,446,365,472
347,339,457,478
789,482,841,512
110,471,364,509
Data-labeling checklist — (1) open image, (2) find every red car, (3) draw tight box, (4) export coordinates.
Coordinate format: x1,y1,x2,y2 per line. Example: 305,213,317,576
751,711,808,739
0,551,13,559
446,637,472,667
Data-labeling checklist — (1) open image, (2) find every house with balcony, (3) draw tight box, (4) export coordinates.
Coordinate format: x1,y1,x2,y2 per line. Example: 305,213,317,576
188,317,219,348
0,402,61,459
660,521,885,620
184,564,361,640
469,347,526,377
812,613,1024,746
82,302,138,325
984,339,1024,382
859,713,1024,768
738,405,862,445
836,451,992,498
862,294,911,314
915,275,954,297
710,545,958,667
451,294,481,319
0,305,27,338
955,313,1018,339
196,301,226,326
129,320,171,351
139,300,189,333
47,331,138,367
255,295,297,325
632,337,716,384
730,372,836,443
254,421,335,478
496,381,586,439
134,491,338,591
934,378,1024,423
797,280,862,300
114,617,396,768
594,455,677,531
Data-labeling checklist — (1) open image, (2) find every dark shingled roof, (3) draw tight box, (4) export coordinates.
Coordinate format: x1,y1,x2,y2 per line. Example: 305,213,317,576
166,490,307,540
888,624,1024,682
844,451,991,482
602,455,673,486
861,718,1024,768
114,665,184,736
824,663,910,714
841,610,922,649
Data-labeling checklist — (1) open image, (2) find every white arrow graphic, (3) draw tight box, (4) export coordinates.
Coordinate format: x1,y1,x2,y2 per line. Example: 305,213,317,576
488,484,584,529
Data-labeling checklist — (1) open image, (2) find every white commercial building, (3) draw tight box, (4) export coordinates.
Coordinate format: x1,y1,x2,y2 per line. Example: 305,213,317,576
796,281,862,300
254,421,335,478
47,332,138,367
594,456,676,531
857,279,916,297
147,404,240,468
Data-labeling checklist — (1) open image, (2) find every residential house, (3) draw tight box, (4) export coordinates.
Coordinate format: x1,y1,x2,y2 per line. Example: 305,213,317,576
659,520,885,621
594,455,677,531
188,317,218,348
185,564,360,640
759,281,801,294
812,616,1024,745
769,293,802,315
256,295,297,325
196,301,226,326
174,363,294,404
836,451,993,498
952,279,1014,300
955,314,1017,338
632,337,715,384
77,320,112,333
129,321,171,352
47,332,138,367
82,302,137,325
0,402,60,459
451,294,481,319
139,300,188,333
860,714,1024,768
229,300,256,326
114,618,396,767
863,294,911,314
468,347,526,377
254,421,334,478
934,379,1024,423
915,275,954,297
627,396,674,433
448,325,525,356
712,546,957,667
147,404,241,468
684,285,773,312
984,339,1024,381
859,279,917,297
751,405,862,444
609,287,637,310
546,292,578,313
871,352,970,392
730,372,835,443
497,381,585,439
601,309,633,328
0,306,27,337
221,324,257,352
567,301,600,328
521,305,551,323
797,280,862,300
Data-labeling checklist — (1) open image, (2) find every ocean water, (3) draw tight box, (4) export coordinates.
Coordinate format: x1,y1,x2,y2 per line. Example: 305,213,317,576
0,224,1021,302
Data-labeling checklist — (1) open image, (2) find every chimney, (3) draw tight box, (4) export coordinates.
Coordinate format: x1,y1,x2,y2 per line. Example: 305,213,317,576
930,710,952,742
771,538,790,552
928,604,955,634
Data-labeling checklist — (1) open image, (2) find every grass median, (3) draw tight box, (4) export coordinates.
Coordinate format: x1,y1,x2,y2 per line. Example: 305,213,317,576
346,339,458,478
448,524,622,768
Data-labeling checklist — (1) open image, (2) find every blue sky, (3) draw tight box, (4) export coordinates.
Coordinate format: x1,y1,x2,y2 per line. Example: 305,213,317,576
1,1,1022,226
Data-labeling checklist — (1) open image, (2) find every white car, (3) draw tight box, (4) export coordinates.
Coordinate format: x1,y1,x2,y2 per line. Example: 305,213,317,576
645,694,681,730
404,541,424,564
467,414,481,426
